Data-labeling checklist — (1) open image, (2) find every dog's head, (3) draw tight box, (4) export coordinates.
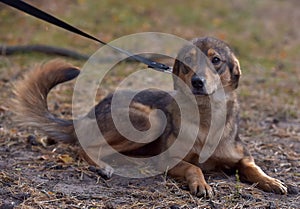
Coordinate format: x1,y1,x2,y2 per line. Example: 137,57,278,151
172,37,241,95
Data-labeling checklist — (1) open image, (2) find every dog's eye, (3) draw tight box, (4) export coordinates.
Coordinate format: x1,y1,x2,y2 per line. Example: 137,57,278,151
211,57,221,65
184,57,192,64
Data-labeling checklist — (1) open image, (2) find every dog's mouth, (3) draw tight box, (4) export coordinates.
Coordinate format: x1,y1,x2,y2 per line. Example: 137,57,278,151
192,88,213,96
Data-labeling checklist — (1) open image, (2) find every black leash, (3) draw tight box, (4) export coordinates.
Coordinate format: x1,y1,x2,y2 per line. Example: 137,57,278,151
0,0,172,73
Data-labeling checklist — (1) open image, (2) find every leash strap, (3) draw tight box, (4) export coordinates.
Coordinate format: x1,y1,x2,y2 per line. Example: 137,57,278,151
0,0,172,73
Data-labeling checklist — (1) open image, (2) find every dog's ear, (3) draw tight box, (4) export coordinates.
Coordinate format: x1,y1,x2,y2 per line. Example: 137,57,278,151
172,58,181,77
231,56,241,89
232,56,241,76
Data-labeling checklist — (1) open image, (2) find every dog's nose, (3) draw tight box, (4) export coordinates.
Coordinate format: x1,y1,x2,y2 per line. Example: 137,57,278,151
191,75,206,89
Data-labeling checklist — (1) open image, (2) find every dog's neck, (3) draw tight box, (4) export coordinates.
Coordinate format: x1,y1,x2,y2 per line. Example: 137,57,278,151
170,89,237,126
197,90,237,128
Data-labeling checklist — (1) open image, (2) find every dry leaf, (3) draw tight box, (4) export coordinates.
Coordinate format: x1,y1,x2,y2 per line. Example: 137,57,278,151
58,154,74,164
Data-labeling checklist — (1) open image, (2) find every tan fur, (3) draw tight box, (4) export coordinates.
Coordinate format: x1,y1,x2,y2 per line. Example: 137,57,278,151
12,59,79,142
12,37,287,196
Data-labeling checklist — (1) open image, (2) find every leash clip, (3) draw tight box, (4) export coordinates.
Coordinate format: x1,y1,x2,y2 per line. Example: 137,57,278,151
148,62,172,73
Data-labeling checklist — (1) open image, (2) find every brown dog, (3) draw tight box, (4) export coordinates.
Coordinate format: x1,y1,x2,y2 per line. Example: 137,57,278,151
12,37,287,197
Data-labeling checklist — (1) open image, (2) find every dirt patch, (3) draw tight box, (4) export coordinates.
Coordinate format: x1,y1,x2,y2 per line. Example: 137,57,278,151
1,133,298,209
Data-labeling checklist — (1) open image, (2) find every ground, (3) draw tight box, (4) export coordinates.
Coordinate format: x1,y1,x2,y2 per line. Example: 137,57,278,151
0,1,299,208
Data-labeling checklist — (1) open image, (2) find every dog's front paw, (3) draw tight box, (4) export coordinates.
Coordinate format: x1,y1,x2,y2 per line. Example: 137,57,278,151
258,177,287,194
188,177,214,198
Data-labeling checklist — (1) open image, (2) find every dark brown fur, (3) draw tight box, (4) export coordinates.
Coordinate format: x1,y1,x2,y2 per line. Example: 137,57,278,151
12,37,287,197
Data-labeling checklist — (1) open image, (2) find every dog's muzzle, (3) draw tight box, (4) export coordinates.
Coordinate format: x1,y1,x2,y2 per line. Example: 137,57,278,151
191,74,209,95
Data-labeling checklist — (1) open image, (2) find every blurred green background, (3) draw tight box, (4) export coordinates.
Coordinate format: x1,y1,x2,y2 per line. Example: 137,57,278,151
0,0,299,122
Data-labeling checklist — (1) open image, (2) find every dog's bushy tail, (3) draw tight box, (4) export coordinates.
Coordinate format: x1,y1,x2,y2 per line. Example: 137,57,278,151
12,60,80,143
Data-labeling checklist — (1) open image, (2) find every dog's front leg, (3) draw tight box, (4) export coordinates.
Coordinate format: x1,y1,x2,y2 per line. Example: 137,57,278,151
168,160,213,197
237,156,287,194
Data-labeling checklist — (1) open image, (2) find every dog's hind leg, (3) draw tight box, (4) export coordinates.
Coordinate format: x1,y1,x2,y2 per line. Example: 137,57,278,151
78,147,114,179
75,100,165,178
